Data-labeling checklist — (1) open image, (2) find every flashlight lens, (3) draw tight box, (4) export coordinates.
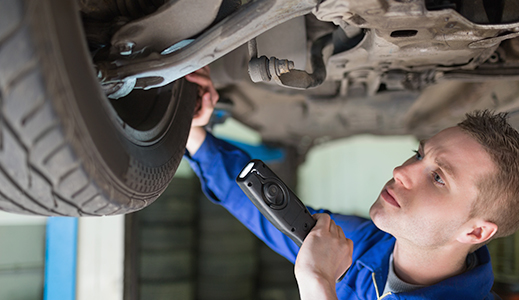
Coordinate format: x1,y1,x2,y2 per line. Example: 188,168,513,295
239,162,255,179
263,183,284,206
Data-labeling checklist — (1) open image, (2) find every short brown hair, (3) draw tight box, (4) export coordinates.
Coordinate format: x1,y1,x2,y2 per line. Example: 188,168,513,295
458,110,519,239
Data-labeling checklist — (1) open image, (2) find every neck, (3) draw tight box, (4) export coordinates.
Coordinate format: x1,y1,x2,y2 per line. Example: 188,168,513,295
392,240,469,286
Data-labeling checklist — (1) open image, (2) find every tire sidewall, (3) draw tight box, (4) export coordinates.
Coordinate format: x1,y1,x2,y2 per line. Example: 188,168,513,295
40,0,196,209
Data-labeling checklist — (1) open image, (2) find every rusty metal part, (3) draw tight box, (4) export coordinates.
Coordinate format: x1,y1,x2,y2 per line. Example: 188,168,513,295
248,38,273,83
98,0,320,93
277,34,332,89
311,0,519,98
248,38,296,84
247,33,332,90
210,0,519,152
111,0,223,55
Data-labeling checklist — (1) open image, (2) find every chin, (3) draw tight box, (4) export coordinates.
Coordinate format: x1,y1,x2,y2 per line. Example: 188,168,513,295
369,200,391,233
369,197,383,219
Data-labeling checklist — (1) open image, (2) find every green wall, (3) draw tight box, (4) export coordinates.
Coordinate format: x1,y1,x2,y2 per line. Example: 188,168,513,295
298,135,418,218
0,224,46,300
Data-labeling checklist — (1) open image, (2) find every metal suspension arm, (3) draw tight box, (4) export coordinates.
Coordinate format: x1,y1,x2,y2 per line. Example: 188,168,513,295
98,0,320,93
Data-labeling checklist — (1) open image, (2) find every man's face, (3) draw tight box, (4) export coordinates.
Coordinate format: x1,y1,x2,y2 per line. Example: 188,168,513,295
369,126,496,248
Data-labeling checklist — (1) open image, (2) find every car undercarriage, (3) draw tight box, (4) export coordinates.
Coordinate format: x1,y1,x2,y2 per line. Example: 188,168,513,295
85,0,519,155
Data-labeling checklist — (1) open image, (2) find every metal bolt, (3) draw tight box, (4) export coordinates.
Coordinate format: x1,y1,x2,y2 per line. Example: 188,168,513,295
116,42,135,56
94,64,107,81
273,58,295,76
96,68,103,79
487,52,500,64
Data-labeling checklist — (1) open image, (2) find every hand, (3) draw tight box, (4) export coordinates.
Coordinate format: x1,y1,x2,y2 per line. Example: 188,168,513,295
184,66,219,154
185,66,219,127
295,213,353,300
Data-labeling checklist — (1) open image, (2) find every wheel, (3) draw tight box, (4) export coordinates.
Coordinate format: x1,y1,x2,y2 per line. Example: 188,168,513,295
0,0,197,216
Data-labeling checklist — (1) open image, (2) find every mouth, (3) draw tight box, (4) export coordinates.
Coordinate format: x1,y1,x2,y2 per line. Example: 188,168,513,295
381,187,400,208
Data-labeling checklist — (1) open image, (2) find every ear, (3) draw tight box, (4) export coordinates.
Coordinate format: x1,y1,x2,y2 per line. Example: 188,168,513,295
457,220,498,245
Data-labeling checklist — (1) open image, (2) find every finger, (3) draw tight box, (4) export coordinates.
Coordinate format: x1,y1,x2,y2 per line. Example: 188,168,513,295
192,103,210,122
335,223,345,238
329,219,340,232
192,108,211,127
312,213,331,224
185,73,213,87
209,87,219,104
202,91,214,107
195,93,216,124
186,66,211,80
188,66,210,77
196,65,211,76
319,214,336,231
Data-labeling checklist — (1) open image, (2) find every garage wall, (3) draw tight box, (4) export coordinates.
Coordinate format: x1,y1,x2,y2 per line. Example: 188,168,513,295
0,211,46,300
298,134,418,218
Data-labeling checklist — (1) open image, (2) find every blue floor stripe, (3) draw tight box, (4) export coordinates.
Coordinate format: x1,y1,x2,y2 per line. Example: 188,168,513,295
44,217,78,300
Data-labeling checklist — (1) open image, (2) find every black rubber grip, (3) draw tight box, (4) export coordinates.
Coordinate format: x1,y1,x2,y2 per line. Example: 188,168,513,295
236,159,316,247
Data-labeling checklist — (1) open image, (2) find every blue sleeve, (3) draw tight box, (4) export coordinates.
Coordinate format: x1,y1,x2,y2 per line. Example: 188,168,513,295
185,133,301,262
307,207,376,250
185,132,373,263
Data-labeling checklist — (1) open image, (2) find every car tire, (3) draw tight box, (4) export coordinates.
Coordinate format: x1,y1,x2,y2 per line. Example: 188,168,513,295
0,0,196,216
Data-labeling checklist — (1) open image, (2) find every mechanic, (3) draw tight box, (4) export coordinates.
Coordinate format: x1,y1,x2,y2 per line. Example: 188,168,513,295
184,67,519,299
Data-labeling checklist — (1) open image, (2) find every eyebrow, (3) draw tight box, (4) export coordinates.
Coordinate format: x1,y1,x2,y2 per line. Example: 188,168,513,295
420,140,457,179
419,140,426,151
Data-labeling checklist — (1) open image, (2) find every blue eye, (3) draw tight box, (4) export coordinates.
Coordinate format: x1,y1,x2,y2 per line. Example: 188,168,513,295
413,150,423,161
433,173,445,185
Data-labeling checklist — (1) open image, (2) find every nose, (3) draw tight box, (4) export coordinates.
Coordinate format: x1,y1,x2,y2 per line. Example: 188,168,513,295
393,163,413,190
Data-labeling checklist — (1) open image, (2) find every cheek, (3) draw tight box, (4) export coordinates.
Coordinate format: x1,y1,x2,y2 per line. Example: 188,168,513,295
411,203,446,225
408,192,468,231
404,188,450,222
408,178,437,203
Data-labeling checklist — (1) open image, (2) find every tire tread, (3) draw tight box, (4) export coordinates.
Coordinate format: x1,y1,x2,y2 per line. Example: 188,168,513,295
0,0,112,216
